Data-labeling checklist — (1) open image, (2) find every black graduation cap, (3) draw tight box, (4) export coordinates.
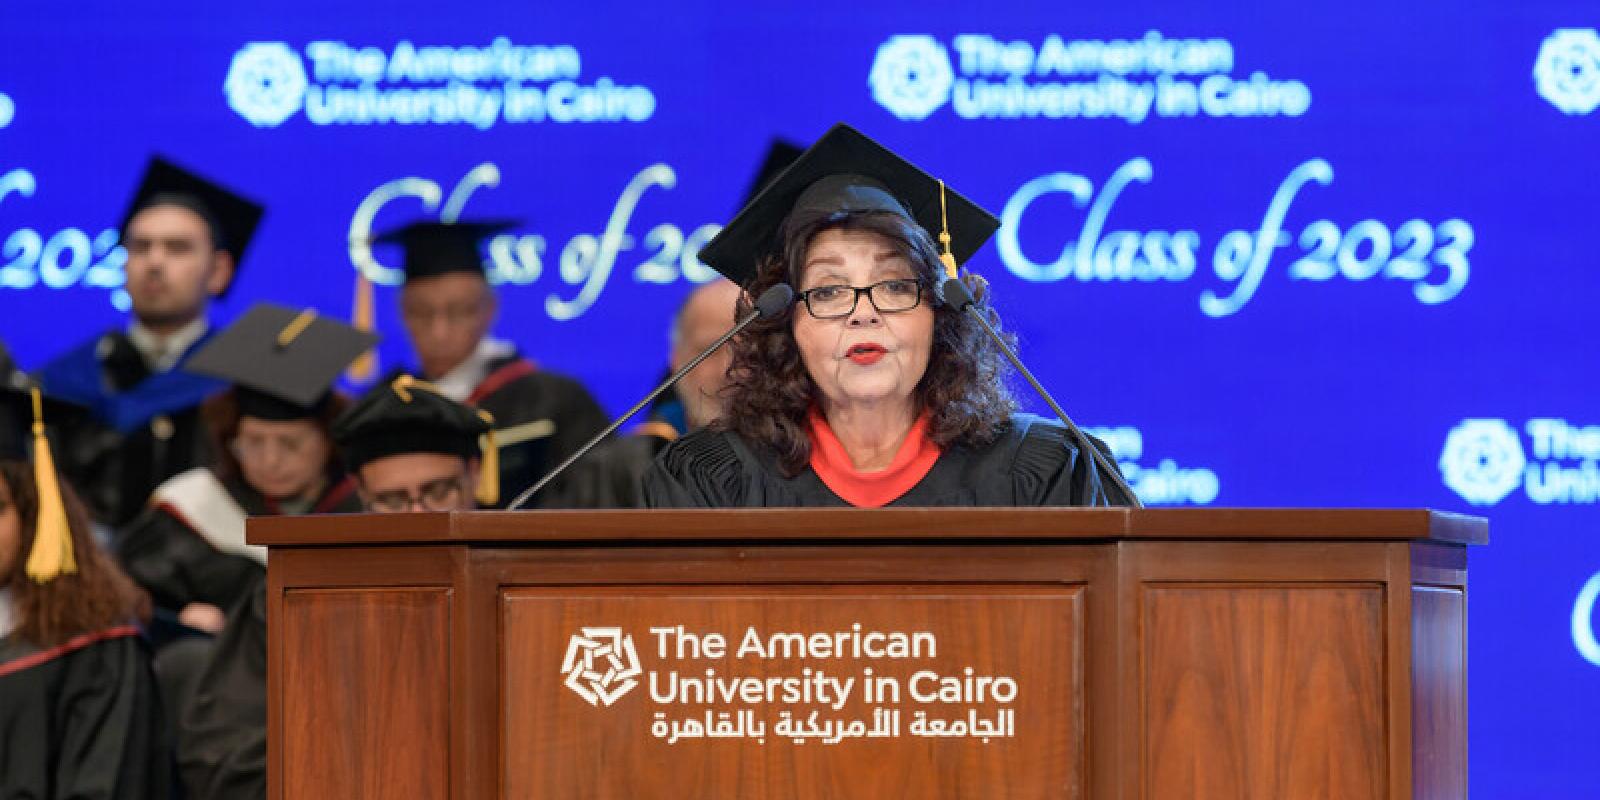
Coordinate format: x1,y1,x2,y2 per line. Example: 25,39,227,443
740,138,805,209
0,373,88,462
184,303,378,420
122,157,265,288
331,376,499,504
371,220,517,281
697,123,1000,287
0,374,89,580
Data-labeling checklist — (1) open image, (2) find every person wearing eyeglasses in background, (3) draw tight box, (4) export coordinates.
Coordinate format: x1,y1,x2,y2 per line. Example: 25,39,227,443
176,373,495,800
644,125,1131,509
369,220,608,508
116,304,374,643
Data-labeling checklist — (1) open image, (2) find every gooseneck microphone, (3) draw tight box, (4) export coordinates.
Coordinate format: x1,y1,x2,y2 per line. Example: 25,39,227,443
938,277,1144,508
506,283,795,510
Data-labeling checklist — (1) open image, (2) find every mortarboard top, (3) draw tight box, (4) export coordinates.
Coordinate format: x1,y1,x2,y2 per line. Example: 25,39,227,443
122,157,265,285
1,373,89,461
696,123,1000,287
331,375,493,473
184,303,378,420
740,138,805,209
371,220,517,282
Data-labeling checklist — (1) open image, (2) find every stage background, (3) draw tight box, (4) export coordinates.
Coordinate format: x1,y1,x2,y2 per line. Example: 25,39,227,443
3,1,1596,791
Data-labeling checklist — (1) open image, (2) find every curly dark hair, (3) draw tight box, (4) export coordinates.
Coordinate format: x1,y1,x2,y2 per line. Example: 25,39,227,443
1,459,149,647
719,209,1016,477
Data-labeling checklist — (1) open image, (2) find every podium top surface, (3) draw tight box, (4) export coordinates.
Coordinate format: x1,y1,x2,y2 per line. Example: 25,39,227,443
248,507,1487,547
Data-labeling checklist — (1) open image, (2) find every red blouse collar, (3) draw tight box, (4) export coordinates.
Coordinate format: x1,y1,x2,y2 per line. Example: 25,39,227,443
807,407,941,508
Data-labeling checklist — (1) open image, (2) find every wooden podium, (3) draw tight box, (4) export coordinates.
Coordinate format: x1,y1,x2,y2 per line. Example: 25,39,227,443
252,508,1484,800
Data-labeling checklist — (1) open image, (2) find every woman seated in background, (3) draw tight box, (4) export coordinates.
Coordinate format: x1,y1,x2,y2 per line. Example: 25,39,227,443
645,124,1131,508
116,304,374,636
1,388,169,799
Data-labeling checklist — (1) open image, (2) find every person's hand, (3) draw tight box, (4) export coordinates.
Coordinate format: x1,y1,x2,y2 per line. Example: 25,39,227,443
178,602,226,634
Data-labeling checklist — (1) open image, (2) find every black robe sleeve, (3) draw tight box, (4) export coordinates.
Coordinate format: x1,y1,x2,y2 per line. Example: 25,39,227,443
116,504,265,616
1008,416,1132,507
0,633,172,800
543,433,669,508
177,575,267,800
642,429,757,508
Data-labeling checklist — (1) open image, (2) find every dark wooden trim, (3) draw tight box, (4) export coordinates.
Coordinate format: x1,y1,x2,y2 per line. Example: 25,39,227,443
250,507,1486,547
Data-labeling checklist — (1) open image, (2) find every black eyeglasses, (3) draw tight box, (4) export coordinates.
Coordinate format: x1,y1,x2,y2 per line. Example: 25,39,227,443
795,279,926,320
367,476,465,513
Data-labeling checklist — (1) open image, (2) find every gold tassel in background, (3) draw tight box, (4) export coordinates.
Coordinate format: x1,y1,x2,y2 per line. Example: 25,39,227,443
936,179,958,279
24,386,76,583
347,270,378,383
475,409,499,506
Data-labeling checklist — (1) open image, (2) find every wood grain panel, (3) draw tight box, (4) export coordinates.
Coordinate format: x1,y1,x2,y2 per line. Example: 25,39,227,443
502,586,1084,799
1143,585,1387,800
282,588,452,800
1411,586,1466,800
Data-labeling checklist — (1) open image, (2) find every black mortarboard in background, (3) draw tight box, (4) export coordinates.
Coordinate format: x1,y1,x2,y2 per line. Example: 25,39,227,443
0,371,87,581
122,157,265,293
185,303,378,421
696,123,1000,287
331,376,499,504
0,372,88,461
740,138,805,209
371,220,517,282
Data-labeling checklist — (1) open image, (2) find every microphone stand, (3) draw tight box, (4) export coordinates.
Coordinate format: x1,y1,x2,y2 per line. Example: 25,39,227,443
939,277,1143,508
505,284,794,510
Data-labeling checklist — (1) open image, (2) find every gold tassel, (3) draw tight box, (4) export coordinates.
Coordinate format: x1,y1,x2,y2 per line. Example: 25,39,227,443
347,270,378,383
474,409,499,506
937,179,958,279
25,386,76,583
276,308,317,348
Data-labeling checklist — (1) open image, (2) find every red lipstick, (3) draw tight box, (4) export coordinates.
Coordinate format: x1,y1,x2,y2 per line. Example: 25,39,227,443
846,342,887,365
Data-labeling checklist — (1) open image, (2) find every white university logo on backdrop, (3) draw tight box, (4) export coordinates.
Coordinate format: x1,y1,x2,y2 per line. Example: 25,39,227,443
561,627,643,707
224,42,310,127
1439,419,1527,506
869,35,956,121
1534,28,1600,115
1440,417,1600,506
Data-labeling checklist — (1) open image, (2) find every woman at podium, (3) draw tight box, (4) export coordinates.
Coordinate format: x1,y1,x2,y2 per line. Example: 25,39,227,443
644,125,1129,508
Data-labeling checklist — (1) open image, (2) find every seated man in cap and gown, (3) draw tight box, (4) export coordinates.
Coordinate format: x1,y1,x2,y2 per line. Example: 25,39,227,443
37,157,264,527
0,382,170,799
370,220,608,507
177,375,495,800
645,124,1131,508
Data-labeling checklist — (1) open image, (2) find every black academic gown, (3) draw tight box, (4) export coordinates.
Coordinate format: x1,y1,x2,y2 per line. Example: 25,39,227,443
643,413,1131,508
177,575,266,800
116,469,361,626
36,331,222,526
543,390,687,509
0,627,172,800
397,351,609,508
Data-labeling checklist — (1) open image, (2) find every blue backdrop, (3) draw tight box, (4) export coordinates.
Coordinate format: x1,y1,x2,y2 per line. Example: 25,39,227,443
3,1,1597,791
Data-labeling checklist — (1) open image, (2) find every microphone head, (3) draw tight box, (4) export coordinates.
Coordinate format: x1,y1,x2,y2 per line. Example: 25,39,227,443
754,283,795,317
936,276,976,311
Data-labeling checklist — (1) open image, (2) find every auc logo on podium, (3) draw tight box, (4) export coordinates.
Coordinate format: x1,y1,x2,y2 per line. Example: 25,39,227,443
561,627,644,707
